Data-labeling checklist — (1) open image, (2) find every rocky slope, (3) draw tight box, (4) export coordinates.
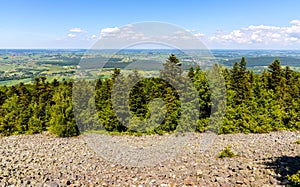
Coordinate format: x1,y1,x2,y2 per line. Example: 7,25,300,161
0,131,299,186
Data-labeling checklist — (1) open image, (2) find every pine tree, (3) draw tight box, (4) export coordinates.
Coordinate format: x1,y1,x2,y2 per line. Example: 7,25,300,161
188,66,195,80
48,85,79,137
160,54,182,82
0,95,19,135
16,82,32,133
0,90,6,106
28,102,43,133
268,59,283,90
230,57,252,104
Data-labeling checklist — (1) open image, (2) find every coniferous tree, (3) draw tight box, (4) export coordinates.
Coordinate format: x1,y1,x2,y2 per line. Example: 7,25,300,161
268,59,283,90
0,55,299,137
188,66,195,80
0,95,19,135
230,57,252,104
49,85,79,137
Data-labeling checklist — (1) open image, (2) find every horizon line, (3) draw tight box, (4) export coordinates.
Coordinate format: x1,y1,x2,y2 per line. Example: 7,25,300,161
1,48,300,51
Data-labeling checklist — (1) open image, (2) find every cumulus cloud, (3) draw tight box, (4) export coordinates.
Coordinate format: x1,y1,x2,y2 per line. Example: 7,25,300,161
69,27,85,33
101,27,120,33
100,27,120,38
59,27,99,48
290,20,300,25
209,20,300,47
96,25,207,45
99,26,151,41
64,27,99,42
67,33,76,38
194,33,205,38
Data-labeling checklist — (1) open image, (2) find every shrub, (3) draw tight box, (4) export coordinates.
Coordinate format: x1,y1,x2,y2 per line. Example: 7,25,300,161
288,170,300,185
217,146,236,158
295,140,300,144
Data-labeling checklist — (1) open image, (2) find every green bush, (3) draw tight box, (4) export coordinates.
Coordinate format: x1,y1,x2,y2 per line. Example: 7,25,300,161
49,120,79,137
295,140,300,144
288,170,300,185
217,146,236,158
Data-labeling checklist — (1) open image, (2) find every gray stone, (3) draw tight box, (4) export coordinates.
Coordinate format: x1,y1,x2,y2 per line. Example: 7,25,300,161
236,180,243,184
249,177,255,182
50,182,59,187
0,131,299,186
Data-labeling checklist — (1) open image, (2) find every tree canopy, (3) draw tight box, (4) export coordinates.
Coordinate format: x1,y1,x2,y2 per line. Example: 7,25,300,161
0,55,299,137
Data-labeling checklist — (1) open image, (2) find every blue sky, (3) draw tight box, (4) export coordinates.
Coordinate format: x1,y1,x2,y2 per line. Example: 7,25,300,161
1,0,300,49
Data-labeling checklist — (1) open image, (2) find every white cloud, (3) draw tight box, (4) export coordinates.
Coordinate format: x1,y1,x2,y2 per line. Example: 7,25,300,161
194,33,205,38
290,20,300,25
98,26,151,41
100,27,120,38
67,33,76,38
63,21,300,49
64,27,98,42
101,27,120,33
248,25,281,30
210,20,300,47
69,27,85,33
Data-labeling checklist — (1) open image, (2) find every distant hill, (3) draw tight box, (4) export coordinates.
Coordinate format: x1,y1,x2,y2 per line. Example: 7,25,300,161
219,56,300,67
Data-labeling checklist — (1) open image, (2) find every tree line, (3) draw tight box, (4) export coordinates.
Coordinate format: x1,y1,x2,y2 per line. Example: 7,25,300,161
0,54,299,137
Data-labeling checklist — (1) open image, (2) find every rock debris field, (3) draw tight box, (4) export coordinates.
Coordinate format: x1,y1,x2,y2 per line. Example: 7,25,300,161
0,131,299,187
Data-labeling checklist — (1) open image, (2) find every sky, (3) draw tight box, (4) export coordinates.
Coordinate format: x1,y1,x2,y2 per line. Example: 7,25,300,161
1,0,300,49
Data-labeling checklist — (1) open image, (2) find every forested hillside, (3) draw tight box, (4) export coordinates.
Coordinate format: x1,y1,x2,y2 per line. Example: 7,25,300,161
0,55,299,137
